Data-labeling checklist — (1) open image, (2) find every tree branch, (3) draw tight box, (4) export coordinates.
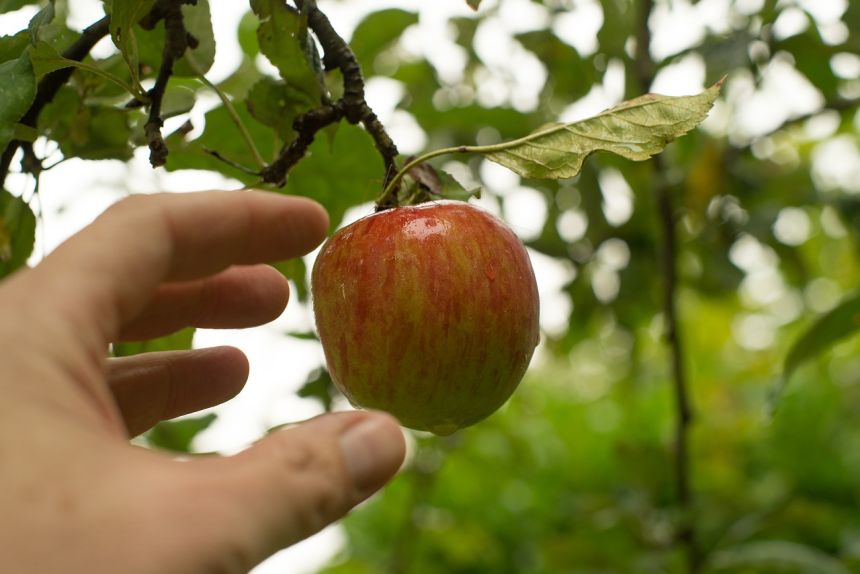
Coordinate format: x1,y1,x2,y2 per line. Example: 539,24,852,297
260,102,345,186
635,0,700,571
0,15,111,188
145,0,197,168
260,0,400,201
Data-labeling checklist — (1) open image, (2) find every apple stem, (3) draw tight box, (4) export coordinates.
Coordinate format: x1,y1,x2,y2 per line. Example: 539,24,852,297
376,146,468,210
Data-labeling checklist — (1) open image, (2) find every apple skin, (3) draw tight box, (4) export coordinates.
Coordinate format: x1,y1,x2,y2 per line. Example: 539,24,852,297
311,201,540,435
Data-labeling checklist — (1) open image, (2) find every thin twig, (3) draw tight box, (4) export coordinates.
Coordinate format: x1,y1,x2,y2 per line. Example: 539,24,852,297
202,148,262,176
635,0,700,571
187,54,266,169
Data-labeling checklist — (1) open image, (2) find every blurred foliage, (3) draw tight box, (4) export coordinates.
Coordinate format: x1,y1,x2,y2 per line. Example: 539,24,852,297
144,412,217,453
1,0,860,571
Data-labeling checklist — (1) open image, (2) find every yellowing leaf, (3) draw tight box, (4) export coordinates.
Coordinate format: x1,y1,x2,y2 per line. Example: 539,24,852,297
483,79,724,180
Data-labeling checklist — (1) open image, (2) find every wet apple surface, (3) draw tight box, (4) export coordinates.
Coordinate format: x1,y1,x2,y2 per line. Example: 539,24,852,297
311,201,540,434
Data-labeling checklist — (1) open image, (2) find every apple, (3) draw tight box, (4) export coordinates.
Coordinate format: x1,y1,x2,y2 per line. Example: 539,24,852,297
311,201,540,435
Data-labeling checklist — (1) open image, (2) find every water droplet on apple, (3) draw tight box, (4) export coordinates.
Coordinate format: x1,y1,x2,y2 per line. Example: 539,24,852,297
485,265,497,281
429,421,460,436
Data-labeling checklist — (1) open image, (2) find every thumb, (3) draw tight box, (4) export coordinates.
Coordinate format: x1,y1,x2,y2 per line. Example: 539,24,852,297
181,411,405,571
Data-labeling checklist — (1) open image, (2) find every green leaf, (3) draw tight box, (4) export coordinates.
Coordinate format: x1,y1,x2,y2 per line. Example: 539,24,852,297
297,368,336,412
178,0,214,75
134,0,215,77
160,84,195,119
57,104,133,161
709,541,851,574
0,32,29,63
113,327,196,357
0,190,36,279
466,0,481,10
350,9,417,70
0,0,36,14
12,122,37,141
27,1,54,45
773,291,860,404
28,41,140,97
284,124,383,229
0,51,36,150
144,413,217,452
245,76,310,141
164,103,276,184
109,0,155,92
250,0,323,108
237,10,260,58
286,331,318,341
481,80,724,180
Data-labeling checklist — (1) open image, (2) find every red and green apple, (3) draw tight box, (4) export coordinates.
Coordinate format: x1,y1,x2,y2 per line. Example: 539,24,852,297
311,201,539,435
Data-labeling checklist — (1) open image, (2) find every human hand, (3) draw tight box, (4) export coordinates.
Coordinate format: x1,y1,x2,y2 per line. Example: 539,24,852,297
0,191,405,573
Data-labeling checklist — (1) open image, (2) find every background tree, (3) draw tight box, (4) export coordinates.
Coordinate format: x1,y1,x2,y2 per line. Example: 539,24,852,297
1,0,860,572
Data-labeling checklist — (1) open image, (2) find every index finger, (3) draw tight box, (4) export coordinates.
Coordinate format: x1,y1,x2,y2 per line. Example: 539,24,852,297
29,190,329,346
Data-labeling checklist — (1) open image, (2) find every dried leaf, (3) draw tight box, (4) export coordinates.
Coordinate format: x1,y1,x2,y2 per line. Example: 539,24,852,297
482,79,724,180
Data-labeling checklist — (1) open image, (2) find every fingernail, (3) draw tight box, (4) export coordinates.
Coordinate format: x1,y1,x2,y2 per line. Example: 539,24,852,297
339,415,405,493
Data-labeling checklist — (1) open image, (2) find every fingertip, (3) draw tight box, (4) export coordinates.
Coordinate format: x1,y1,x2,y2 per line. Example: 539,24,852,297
246,264,291,322
194,345,250,404
339,411,406,496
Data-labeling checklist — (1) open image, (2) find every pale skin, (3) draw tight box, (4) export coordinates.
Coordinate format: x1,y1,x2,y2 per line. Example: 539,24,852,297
0,190,406,573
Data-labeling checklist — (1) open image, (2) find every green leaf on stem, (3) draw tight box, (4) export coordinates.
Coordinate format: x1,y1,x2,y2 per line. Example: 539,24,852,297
250,0,323,109
772,290,860,407
482,80,723,179
28,41,143,99
145,413,217,453
0,51,36,151
382,80,723,204
0,189,36,279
